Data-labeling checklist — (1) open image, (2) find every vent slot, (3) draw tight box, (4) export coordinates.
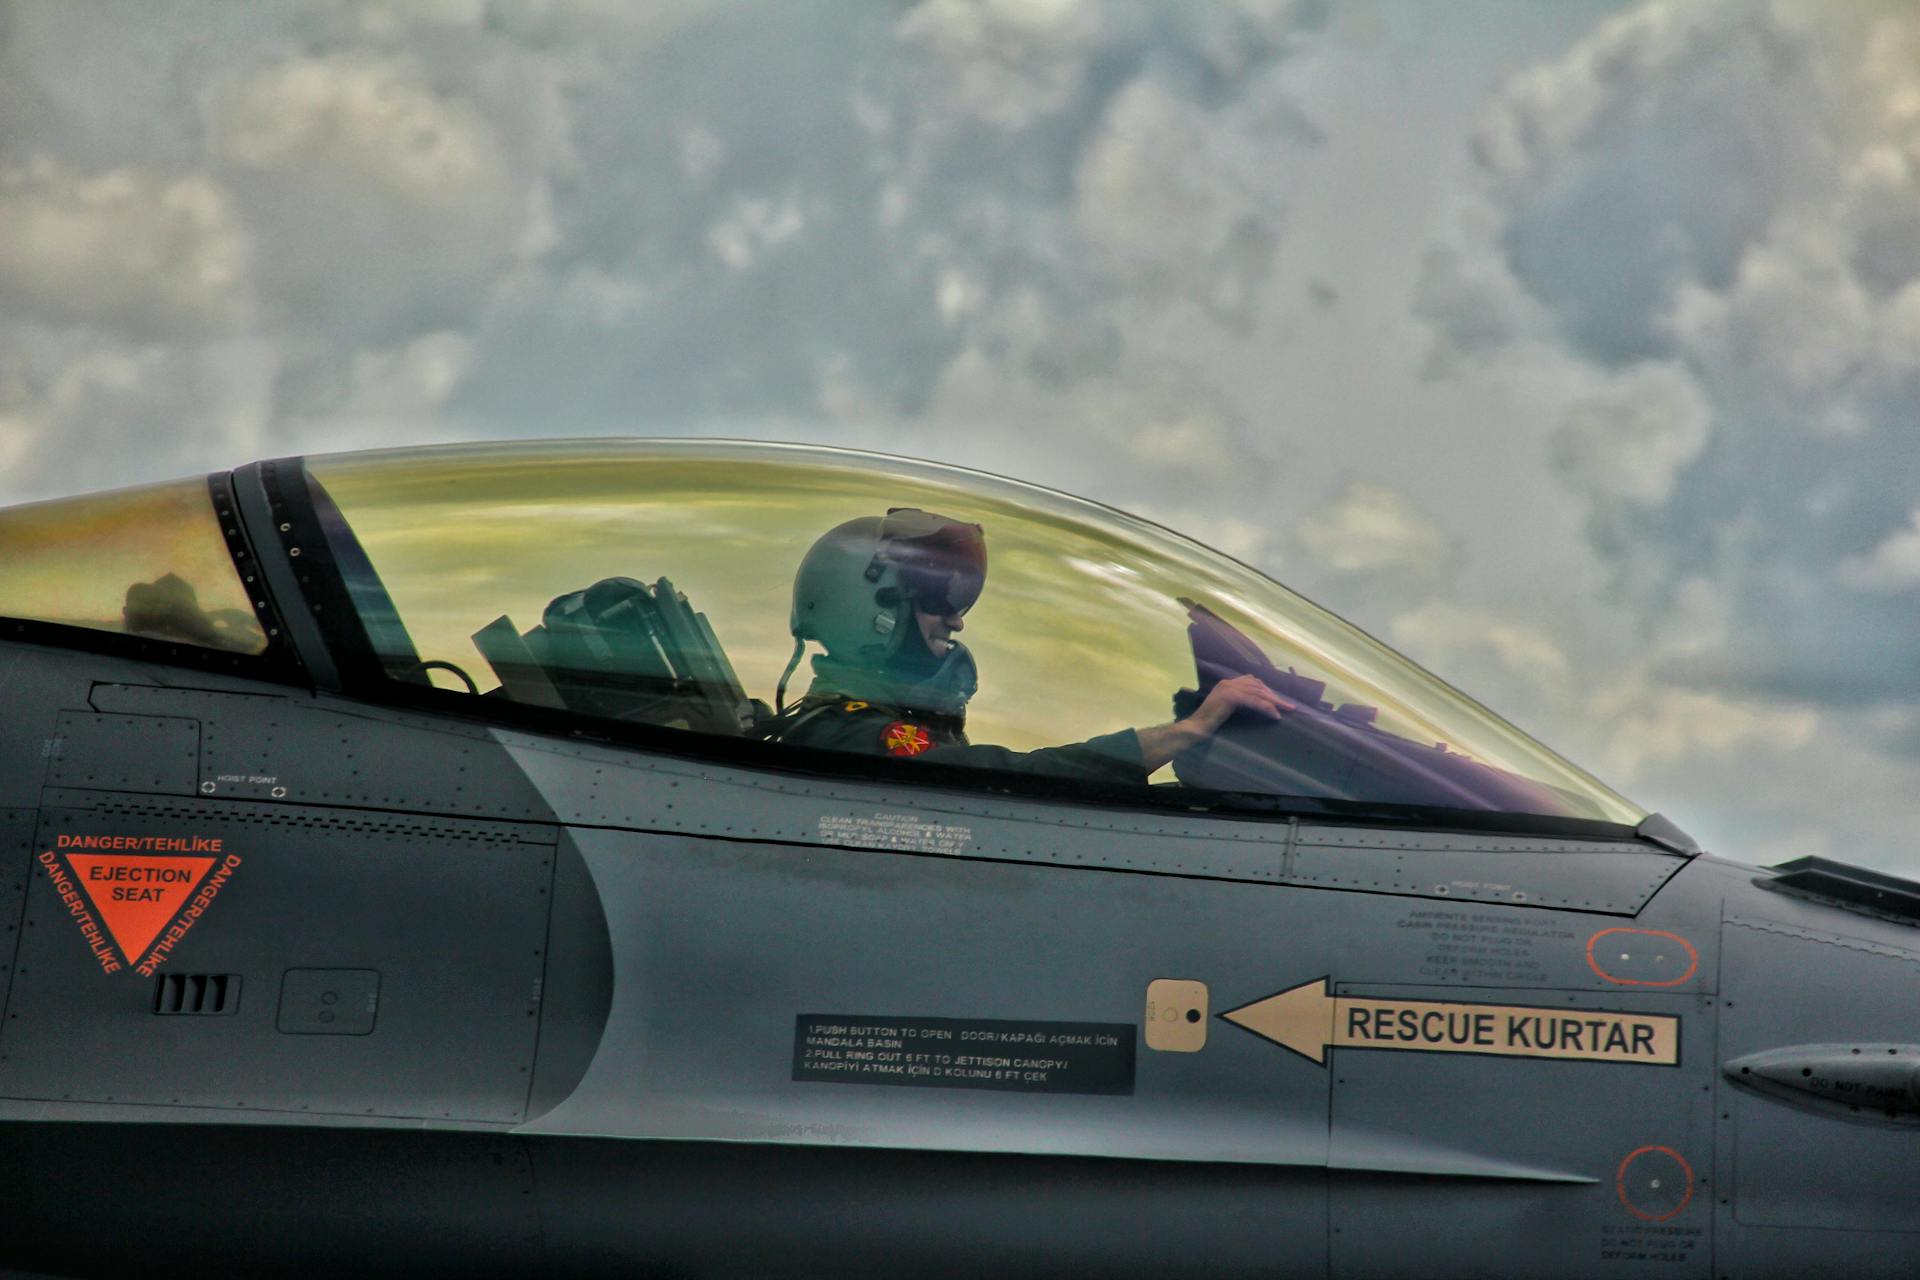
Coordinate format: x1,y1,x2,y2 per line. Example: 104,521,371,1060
152,973,241,1016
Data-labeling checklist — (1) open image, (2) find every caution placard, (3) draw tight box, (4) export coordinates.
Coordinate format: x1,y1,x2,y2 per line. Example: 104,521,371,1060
794,1014,1136,1094
38,835,242,975
67,854,216,961
1222,978,1679,1067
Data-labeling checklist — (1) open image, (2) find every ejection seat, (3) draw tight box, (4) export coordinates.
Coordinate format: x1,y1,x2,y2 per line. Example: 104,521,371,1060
471,576,765,737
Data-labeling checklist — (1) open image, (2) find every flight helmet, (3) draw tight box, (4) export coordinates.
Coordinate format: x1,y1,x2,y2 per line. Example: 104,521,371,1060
784,508,986,715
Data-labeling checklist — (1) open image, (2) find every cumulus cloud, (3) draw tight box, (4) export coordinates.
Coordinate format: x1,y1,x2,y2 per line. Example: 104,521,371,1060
1379,574,1916,871
898,0,1104,132
1389,594,1821,826
1588,683,1820,786
1373,0,1920,869
0,5,588,491
1840,507,1920,592
1295,481,1457,580
1666,217,1881,437
1074,78,1283,329
1423,0,1920,713
1412,245,1526,377
913,346,1262,509
209,54,511,216
1391,600,1569,702
0,156,252,337
1549,361,1710,504
705,193,809,271
876,0,1319,399
204,51,540,335
337,331,476,423
1643,704,1920,870
449,0,1322,436
331,0,488,38
1465,0,1920,411
0,334,276,499
1467,0,1827,365
1172,513,1284,571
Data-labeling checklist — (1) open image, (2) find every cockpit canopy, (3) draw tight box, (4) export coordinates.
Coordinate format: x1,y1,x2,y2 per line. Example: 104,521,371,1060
0,439,1643,826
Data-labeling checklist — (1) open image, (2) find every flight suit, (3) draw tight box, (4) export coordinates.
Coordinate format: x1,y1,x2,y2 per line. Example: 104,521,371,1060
768,696,1147,785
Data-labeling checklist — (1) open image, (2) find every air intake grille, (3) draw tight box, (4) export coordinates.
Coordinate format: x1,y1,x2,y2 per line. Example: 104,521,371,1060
152,973,241,1016
1766,856,1920,926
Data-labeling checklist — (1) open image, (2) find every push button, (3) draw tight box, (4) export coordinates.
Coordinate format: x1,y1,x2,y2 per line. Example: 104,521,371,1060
277,967,379,1035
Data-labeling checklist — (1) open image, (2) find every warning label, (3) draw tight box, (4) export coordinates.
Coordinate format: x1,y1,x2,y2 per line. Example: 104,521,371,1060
36,850,122,975
37,838,242,974
133,854,241,977
794,1014,1135,1095
816,812,972,855
1598,1223,1703,1265
56,834,224,853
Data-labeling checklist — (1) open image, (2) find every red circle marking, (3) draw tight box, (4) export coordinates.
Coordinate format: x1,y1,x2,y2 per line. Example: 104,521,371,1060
1616,1145,1694,1222
1586,927,1699,987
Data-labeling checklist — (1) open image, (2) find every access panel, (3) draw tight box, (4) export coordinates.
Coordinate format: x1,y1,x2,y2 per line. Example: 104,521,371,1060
1329,977,1714,1280
0,809,32,1026
521,826,1342,1275
0,793,555,1123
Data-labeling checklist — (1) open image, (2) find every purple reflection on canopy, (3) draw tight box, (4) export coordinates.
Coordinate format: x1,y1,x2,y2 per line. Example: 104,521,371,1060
1174,600,1582,817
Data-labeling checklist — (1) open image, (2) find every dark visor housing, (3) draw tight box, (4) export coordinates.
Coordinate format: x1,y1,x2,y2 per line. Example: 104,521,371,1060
881,507,987,616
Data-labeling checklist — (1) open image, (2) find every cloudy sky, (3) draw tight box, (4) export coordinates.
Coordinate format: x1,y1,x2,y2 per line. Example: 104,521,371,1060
3,0,1917,873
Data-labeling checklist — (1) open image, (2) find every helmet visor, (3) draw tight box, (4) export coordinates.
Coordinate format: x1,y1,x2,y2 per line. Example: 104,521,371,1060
883,508,986,616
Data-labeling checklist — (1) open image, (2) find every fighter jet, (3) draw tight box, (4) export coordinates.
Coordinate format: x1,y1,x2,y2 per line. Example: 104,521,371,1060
0,438,1911,1278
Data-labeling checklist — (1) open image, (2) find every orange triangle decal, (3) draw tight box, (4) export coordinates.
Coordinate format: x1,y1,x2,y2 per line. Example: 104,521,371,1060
66,855,216,964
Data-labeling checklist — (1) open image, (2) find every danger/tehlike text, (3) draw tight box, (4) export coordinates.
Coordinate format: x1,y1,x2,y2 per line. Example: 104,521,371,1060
55,834,224,853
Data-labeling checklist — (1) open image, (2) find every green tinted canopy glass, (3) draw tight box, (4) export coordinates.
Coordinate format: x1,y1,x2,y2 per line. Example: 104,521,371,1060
0,477,265,655
305,439,1643,825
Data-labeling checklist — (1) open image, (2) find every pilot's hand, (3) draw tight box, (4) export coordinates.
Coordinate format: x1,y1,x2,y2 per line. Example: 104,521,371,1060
1137,674,1294,773
1187,674,1296,738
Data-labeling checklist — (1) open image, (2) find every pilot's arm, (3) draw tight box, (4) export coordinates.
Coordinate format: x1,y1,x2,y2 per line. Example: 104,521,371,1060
921,728,1148,785
798,674,1291,784
780,700,1145,783
1134,674,1293,772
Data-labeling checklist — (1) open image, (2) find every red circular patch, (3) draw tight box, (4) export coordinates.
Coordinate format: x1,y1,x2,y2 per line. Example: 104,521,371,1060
1616,1146,1694,1222
881,721,933,757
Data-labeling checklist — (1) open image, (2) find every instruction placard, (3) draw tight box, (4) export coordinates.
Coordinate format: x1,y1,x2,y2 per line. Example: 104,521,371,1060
794,1014,1135,1095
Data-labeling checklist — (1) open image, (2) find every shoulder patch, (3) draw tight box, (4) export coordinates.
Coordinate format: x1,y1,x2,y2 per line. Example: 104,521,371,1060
881,721,933,757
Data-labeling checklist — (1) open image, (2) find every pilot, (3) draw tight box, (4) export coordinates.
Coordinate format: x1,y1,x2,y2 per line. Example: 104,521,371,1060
764,508,1290,782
